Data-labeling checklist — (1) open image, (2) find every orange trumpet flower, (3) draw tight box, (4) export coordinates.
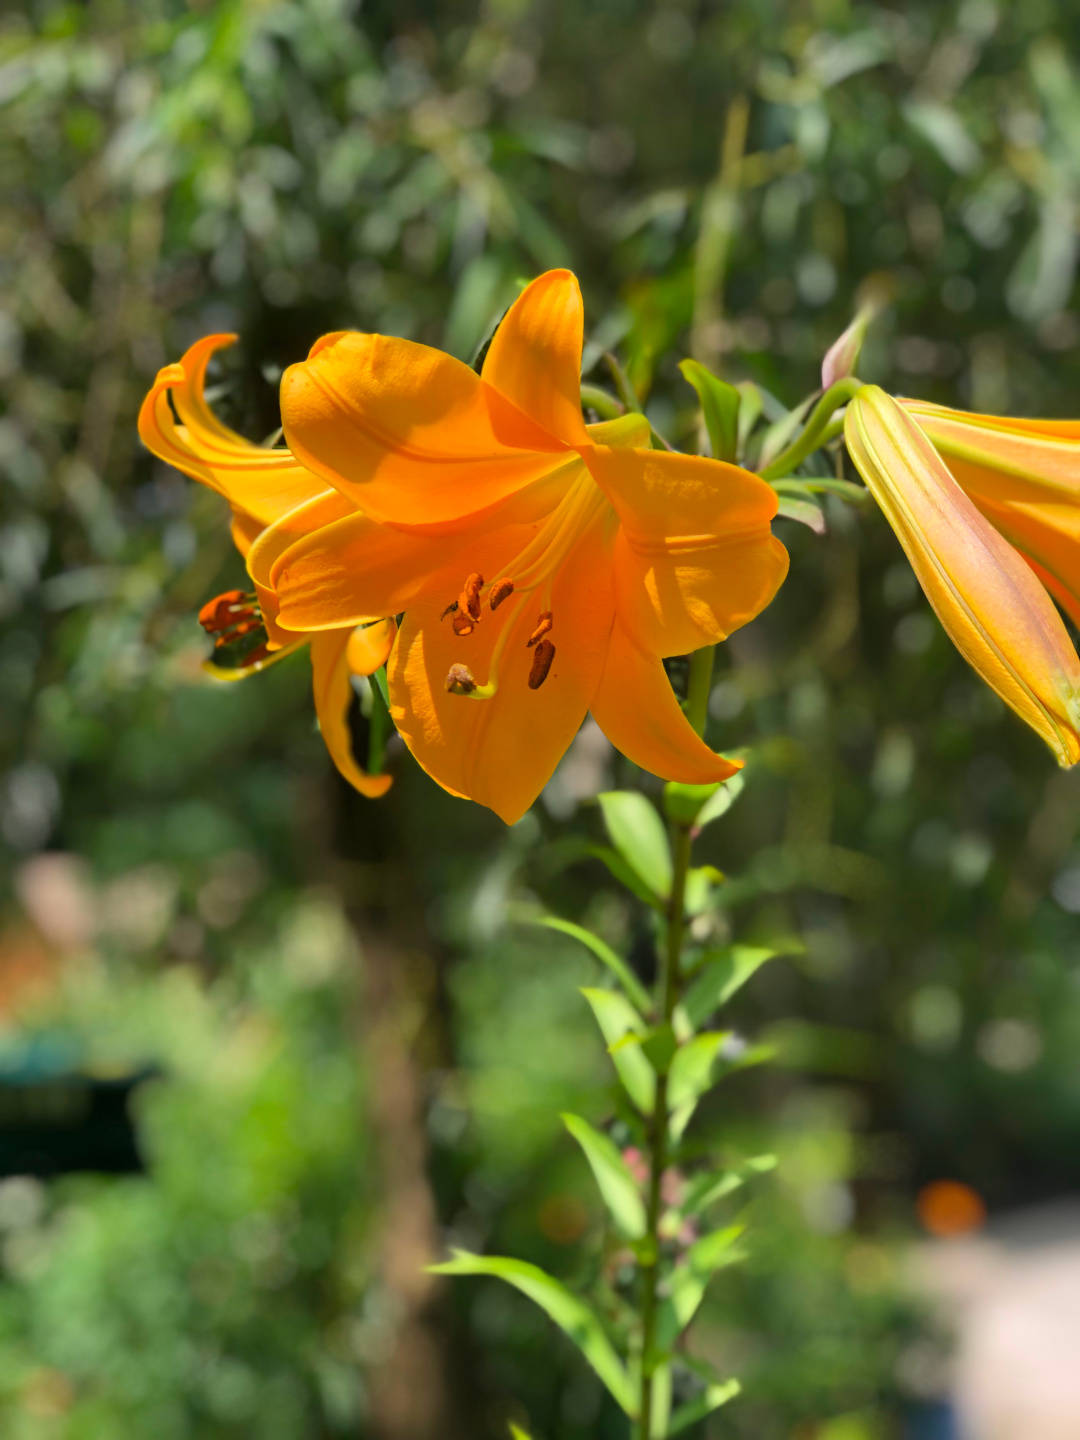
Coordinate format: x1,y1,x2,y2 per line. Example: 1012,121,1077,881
845,386,1080,765
903,397,1080,628
138,337,395,798
274,269,789,823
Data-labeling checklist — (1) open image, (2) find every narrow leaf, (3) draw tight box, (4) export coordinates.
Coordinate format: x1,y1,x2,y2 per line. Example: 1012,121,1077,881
776,495,826,533
668,1032,730,1112
535,916,652,1012
640,1022,678,1076
736,381,763,451
585,843,666,910
681,1155,777,1216
669,1377,741,1434
684,865,723,917
682,945,778,1028
429,1251,637,1416
562,1113,646,1239
650,1361,673,1440
597,792,673,899
679,359,740,463
693,771,746,834
581,988,656,1113
656,1265,706,1349
687,1223,746,1274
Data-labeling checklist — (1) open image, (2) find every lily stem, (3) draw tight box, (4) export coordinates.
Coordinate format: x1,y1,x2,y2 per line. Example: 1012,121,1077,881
637,646,711,1439
759,376,862,481
637,823,692,1440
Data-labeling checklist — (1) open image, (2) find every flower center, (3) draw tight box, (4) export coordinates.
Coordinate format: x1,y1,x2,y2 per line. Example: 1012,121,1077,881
199,589,270,668
441,469,607,699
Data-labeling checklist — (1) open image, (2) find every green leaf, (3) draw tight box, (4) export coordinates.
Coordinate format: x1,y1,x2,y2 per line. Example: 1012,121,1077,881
650,1361,673,1439
684,865,723,917
679,359,740,463
771,477,867,502
693,771,746,834
562,1113,646,1239
429,1251,636,1416
656,1265,706,1348
687,1223,746,1274
669,1372,741,1435
775,495,826,533
736,381,763,451
668,1031,730,1138
509,1427,533,1440
681,1155,777,1216
682,945,779,1028
597,792,672,899
640,1022,678,1075
581,988,656,1113
534,916,652,1012
585,843,666,910
663,780,722,827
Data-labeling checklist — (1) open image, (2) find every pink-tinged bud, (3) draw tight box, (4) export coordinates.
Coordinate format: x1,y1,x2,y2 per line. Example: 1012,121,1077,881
845,386,1080,766
821,281,889,390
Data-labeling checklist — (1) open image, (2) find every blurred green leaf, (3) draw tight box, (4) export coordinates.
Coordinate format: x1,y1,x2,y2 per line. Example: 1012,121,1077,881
597,791,672,900
681,1155,778,1215
668,1031,730,1137
562,1113,646,1239
693,771,746,833
429,1251,636,1416
776,496,826,533
535,916,652,1013
670,1366,741,1435
682,945,780,1028
679,359,740,462
687,1223,747,1274
581,988,655,1113
663,780,722,827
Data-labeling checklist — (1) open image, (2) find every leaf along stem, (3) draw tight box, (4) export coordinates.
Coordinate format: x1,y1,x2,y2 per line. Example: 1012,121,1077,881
367,668,391,776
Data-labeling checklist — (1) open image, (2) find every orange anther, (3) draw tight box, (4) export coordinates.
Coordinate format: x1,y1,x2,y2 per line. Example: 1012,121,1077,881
489,578,515,611
528,639,555,690
445,663,477,694
526,612,553,648
452,612,475,636
461,572,484,621
199,589,251,634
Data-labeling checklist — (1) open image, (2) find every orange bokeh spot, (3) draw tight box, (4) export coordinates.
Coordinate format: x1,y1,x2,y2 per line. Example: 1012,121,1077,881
537,1193,588,1245
916,1179,987,1238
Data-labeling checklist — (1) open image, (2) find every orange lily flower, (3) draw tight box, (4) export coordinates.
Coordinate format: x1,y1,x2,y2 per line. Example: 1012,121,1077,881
138,337,395,798
846,386,1080,765
903,397,1080,629
273,269,789,823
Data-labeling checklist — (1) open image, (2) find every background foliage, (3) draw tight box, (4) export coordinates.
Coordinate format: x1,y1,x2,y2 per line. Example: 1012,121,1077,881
4,0,1080,1437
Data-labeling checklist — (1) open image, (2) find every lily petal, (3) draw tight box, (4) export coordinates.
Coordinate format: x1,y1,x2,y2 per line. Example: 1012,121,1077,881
847,386,1080,766
590,621,741,783
310,629,394,800
388,513,616,824
246,488,355,647
481,269,590,447
585,446,788,656
280,331,572,530
904,399,1080,623
273,513,474,631
138,335,326,545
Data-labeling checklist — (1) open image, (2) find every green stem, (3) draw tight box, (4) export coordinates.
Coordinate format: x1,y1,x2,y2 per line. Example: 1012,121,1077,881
367,668,390,776
637,649,711,1438
759,378,862,481
685,646,716,738
637,823,693,1440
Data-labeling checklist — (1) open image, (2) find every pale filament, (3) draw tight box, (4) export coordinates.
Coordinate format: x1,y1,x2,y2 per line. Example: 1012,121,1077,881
452,469,608,701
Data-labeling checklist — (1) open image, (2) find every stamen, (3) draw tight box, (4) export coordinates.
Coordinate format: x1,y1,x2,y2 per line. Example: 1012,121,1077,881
452,612,476,636
445,664,477,694
199,590,256,635
528,639,556,690
526,612,553,648
439,600,459,621
489,578,515,611
461,572,484,621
